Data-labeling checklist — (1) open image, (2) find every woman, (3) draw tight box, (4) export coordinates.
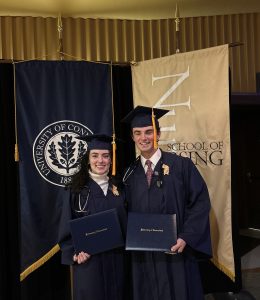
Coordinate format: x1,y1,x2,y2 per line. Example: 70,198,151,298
58,134,128,300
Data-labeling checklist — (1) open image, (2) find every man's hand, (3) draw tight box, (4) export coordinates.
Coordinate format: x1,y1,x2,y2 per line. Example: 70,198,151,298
171,238,186,253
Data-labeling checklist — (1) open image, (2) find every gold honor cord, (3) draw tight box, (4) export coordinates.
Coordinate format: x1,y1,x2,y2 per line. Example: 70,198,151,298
110,62,117,176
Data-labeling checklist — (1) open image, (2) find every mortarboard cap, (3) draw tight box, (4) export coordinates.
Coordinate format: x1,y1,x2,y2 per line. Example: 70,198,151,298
121,105,169,129
76,134,113,151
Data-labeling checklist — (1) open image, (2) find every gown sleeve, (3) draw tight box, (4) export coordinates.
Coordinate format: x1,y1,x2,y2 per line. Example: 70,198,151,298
178,158,212,257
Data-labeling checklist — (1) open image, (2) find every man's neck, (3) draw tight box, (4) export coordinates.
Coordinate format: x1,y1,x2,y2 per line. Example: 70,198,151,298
141,148,157,160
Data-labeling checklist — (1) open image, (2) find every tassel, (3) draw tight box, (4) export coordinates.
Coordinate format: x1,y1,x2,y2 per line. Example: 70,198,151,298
14,143,19,162
152,109,158,149
112,134,116,176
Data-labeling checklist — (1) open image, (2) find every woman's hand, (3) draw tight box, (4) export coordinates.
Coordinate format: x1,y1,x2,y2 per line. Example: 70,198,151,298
73,251,91,264
170,238,186,253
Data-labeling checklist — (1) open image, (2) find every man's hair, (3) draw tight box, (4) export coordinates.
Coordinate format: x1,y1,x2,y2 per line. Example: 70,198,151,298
131,125,160,137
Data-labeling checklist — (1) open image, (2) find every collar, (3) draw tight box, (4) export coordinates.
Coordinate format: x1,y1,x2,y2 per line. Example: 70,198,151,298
88,170,109,196
141,148,162,169
89,170,109,182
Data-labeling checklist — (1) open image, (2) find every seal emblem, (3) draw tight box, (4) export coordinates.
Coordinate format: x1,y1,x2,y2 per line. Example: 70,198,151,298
33,120,92,187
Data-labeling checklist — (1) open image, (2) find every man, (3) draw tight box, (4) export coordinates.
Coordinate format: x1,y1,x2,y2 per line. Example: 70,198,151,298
122,106,212,300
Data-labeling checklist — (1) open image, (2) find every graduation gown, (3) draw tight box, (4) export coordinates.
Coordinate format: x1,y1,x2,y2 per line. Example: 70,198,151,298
124,151,212,300
58,179,128,300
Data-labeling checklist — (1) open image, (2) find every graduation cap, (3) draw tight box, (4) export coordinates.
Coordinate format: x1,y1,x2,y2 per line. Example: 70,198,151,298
121,105,169,128
76,133,118,176
121,105,169,149
76,134,113,151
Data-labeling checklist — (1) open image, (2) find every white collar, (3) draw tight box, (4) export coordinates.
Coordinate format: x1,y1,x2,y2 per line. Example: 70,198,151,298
89,170,109,182
88,170,109,195
141,148,162,169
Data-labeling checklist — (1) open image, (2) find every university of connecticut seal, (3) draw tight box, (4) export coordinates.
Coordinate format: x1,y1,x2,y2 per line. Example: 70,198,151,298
33,120,92,187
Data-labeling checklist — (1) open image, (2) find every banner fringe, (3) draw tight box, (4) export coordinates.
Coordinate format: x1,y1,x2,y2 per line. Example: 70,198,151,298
211,257,235,282
20,244,60,281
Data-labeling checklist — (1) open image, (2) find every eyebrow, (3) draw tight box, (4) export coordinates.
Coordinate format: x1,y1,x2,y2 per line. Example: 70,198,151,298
133,130,141,134
133,129,153,134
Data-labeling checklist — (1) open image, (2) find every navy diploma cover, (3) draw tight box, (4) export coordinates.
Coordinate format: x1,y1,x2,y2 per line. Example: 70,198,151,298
69,208,124,255
126,212,177,252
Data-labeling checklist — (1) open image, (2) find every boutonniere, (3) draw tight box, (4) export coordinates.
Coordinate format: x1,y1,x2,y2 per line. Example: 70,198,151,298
162,164,170,175
112,185,120,196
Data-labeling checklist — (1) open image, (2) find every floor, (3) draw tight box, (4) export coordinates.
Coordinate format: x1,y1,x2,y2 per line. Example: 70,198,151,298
205,229,260,300
239,229,260,300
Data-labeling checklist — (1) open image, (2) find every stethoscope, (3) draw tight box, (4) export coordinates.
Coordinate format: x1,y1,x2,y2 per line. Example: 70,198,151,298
74,178,115,213
123,160,138,184
74,187,90,213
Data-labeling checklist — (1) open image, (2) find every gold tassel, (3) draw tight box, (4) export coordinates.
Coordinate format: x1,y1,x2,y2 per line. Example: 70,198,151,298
14,143,19,162
110,62,116,176
112,134,116,176
13,62,19,162
152,108,158,149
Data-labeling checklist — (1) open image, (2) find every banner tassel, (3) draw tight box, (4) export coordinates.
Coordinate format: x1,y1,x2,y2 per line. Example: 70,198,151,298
13,62,19,162
112,134,116,176
14,143,19,162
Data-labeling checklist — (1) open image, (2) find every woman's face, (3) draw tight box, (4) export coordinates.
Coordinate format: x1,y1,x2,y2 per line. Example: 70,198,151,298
89,149,111,175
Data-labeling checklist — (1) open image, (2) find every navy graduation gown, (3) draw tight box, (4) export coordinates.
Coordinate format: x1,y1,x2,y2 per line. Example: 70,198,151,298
125,151,212,300
58,179,128,300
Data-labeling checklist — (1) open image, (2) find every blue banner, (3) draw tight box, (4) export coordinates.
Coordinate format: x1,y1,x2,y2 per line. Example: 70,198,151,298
15,61,112,280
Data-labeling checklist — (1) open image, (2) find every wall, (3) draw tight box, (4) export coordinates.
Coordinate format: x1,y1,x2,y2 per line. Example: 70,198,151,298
1,13,260,92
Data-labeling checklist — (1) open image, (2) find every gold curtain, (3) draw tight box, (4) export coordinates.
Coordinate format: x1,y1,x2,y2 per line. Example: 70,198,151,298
1,13,260,92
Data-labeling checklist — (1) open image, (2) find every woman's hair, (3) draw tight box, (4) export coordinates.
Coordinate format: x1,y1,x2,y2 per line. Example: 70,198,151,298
69,150,112,193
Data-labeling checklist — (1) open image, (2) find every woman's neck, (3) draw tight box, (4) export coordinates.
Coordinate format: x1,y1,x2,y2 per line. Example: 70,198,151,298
88,169,109,195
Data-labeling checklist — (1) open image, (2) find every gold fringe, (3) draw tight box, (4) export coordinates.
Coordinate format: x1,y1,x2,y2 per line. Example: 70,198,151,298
20,244,60,281
211,257,235,282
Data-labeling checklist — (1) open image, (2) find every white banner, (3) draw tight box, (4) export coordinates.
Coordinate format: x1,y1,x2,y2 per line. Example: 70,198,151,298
131,45,234,280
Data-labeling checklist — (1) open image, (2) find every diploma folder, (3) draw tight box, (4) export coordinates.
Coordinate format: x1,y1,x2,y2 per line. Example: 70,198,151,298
126,212,177,252
69,208,124,255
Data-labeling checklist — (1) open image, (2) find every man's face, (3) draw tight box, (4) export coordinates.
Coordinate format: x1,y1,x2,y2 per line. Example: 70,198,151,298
132,125,160,157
